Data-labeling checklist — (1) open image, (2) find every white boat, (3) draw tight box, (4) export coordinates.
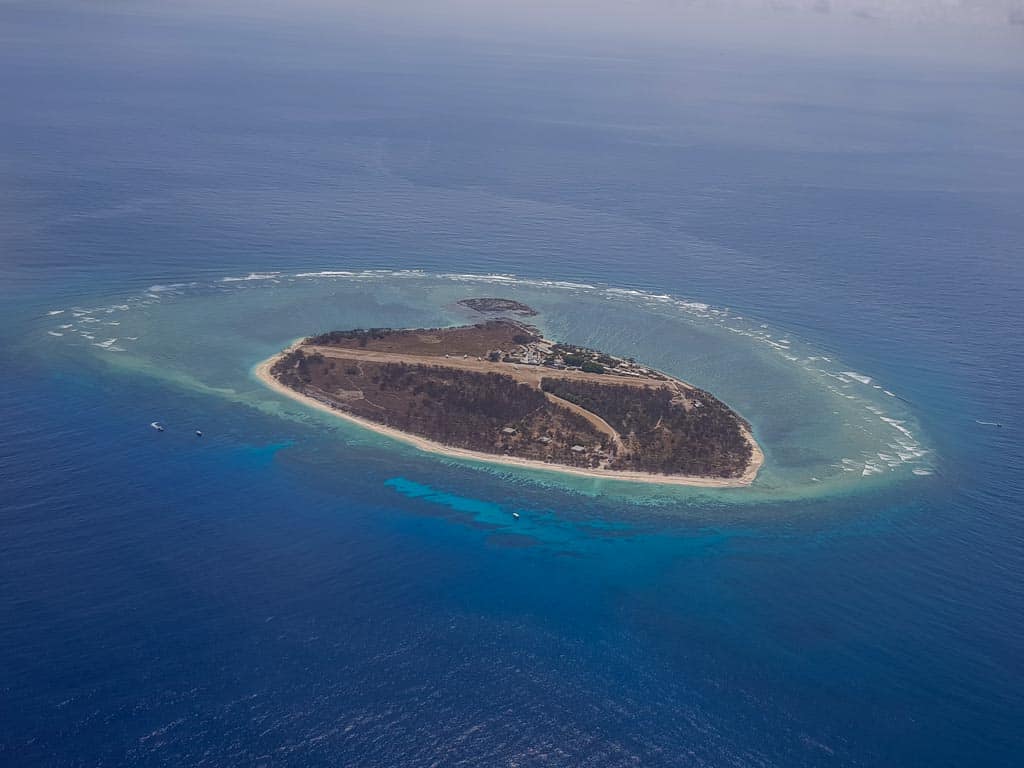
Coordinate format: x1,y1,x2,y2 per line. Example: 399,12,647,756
195,430,203,437
150,422,165,432
512,512,520,519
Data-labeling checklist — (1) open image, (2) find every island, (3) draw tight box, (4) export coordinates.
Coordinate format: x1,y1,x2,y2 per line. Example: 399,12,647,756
256,319,763,486
457,297,538,316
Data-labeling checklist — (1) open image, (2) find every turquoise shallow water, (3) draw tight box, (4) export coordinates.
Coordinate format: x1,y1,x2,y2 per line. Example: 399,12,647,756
1,4,1022,766
31,270,933,500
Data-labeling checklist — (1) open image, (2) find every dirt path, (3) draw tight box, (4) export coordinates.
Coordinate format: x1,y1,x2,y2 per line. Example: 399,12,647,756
304,345,678,389
542,391,626,454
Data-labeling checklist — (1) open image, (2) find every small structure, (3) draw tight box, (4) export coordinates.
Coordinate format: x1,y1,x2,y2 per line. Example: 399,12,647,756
501,427,517,435
570,445,586,453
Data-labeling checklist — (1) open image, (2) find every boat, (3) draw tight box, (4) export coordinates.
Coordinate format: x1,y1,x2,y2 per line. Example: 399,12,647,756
150,422,165,432
512,512,520,519
195,430,203,437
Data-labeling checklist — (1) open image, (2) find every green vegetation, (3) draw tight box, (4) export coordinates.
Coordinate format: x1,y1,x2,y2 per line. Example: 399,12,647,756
272,350,611,467
309,328,394,347
541,378,751,477
457,297,538,316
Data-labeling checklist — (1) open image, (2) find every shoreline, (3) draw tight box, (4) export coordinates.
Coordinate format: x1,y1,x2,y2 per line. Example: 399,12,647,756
254,344,763,488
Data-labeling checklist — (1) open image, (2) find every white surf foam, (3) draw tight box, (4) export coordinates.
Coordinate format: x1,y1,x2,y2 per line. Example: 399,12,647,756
438,272,596,291
880,416,915,440
221,272,281,282
862,461,884,477
841,371,872,385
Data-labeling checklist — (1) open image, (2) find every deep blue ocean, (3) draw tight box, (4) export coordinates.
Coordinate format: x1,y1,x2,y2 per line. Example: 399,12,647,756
2,4,1022,766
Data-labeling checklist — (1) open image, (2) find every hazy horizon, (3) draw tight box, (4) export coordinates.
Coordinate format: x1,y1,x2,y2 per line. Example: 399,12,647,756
3,0,1023,68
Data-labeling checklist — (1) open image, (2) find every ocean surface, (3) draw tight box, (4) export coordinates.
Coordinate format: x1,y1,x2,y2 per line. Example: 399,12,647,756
2,5,1023,766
